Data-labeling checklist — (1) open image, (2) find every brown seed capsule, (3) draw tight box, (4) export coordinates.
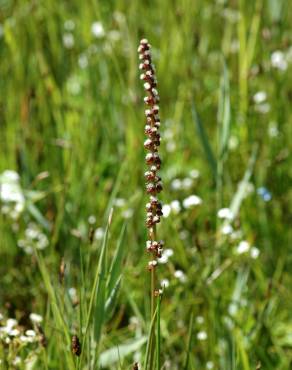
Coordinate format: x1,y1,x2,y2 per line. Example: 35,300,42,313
144,138,154,150
144,170,156,181
145,153,154,165
59,257,65,284
153,215,160,224
156,182,163,193
71,335,81,356
146,183,156,194
144,125,152,135
146,217,154,228
133,362,139,370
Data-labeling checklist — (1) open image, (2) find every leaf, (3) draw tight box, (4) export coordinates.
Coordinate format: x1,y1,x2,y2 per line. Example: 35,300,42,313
99,336,147,367
218,58,231,160
229,144,258,220
107,222,126,294
192,105,217,180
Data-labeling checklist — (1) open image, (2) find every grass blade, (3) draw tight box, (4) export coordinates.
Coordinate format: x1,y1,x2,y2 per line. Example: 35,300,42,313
192,104,217,180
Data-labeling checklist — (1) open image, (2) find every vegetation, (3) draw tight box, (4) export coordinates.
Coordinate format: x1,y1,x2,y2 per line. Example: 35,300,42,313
0,0,291,369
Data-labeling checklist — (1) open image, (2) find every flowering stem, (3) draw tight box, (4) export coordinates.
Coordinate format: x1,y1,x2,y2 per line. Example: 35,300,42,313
138,38,164,370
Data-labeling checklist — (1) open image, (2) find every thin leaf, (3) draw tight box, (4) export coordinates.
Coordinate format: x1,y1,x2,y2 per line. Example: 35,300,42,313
99,336,147,367
192,105,217,180
107,222,127,293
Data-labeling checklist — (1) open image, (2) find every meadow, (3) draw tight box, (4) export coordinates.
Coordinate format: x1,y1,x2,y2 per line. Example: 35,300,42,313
0,0,291,369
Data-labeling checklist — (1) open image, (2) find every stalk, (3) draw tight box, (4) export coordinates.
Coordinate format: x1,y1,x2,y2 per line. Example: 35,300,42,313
138,39,164,370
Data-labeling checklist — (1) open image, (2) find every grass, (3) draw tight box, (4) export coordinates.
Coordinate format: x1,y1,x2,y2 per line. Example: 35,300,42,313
0,0,291,369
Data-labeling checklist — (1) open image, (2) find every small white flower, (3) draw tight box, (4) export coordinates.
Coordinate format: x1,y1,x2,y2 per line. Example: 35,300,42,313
88,215,96,224
122,208,133,219
197,330,207,341
62,33,75,49
221,224,233,235
183,195,202,208
236,240,250,254
166,141,176,152
229,135,239,150
196,316,204,324
182,178,193,190
108,30,121,42
206,361,214,369
250,247,260,259
164,248,174,257
1,170,19,182
25,329,36,337
158,255,168,264
162,204,171,218
268,122,279,138
253,91,267,104
255,103,270,114
78,54,88,69
174,270,187,283
170,200,181,214
114,198,126,207
94,227,104,240
13,357,21,365
91,21,105,38
171,178,182,190
64,19,75,31
179,230,189,240
6,319,17,328
9,328,20,336
189,169,200,179
160,278,170,288
217,208,233,220
29,313,43,324
68,287,77,300
271,50,288,71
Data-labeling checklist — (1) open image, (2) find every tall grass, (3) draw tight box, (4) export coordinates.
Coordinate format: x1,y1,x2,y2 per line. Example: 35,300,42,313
0,0,291,369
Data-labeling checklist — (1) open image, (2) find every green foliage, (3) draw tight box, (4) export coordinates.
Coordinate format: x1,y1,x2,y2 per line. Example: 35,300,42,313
0,0,291,369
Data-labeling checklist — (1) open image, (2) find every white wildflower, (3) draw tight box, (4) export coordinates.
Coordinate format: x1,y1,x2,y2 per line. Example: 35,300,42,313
78,54,88,69
170,200,181,214
164,248,174,257
253,91,267,104
62,33,74,49
160,278,170,288
88,215,96,224
250,247,260,259
271,50,288,71
94,227,104,240
182,178,193,190
236,240,250,254
255,103,270,114
122,208,133,219
29,313,43,324
196,316,204,324
217,208,233,220
182,195,202,208
197,330,208,341
64,19,75,31
91,21,105,38
206,361,214,369
25,329,36,337
171,178,182,190
189,169,200,179
162,204,171,218
166,141,176,152
221,224,233,235
114,198,126,207
174,270,187,283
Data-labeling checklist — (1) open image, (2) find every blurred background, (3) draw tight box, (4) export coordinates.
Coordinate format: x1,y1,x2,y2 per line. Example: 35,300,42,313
0,0,291,369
